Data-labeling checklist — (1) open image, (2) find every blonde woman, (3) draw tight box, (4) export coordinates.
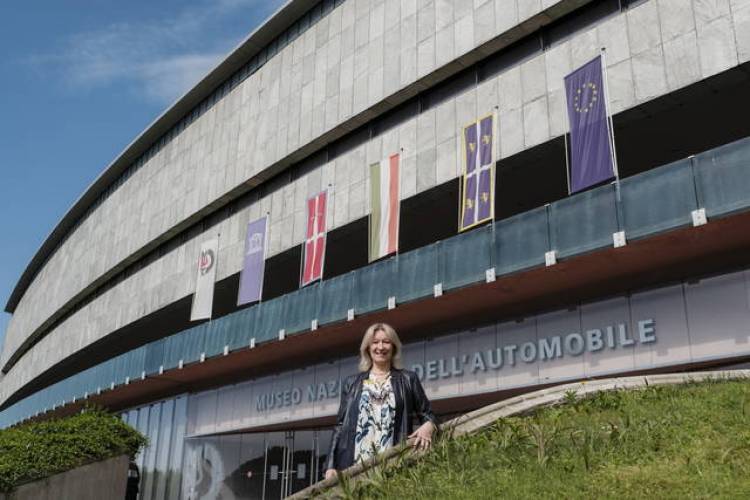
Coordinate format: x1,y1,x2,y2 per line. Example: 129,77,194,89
324,323,438,481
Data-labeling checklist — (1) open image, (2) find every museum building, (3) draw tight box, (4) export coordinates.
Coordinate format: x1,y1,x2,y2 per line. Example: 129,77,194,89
2,0,750,498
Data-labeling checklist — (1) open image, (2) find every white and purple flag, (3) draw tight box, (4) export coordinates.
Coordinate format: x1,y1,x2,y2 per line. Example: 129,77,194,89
460,115,494,231
237,216,267,306
564,55,615,193
190,238,219,321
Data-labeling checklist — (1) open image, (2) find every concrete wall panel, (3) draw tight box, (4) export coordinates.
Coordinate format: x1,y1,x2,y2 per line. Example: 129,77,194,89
685,271,750,360
497,318,539,389
631,284,691,368
581,296,635,377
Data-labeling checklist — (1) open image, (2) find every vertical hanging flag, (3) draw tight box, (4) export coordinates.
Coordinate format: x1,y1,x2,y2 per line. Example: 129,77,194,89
460,115,495,231
369,153,400,262
190,238,219,321
301,191,327,286
564,55,615,193
237,216,267,306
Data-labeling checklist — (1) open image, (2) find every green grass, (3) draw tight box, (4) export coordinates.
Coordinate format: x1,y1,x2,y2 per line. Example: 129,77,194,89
346,380,750,499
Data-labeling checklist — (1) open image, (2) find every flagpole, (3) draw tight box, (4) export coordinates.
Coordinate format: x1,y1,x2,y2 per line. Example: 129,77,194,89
600,47,620,181
367,168,372,263
319,185,331,283
259,213,269,304
397,148,404,259
561,93,572,196
299,199,305,288
600,49,623,228
211,231,221,322
457,124,463,232
599,48,627,237
473,120,481,225
490,109,499,271
492,107,499,222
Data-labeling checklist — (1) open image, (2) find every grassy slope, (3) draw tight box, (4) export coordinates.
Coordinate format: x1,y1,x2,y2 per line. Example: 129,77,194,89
347,380,750,499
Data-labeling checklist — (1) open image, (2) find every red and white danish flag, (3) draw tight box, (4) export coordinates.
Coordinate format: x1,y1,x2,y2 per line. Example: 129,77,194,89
301,190,327,286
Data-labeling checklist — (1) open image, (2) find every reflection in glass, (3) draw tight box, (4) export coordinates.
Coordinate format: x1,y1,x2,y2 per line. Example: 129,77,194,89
127,394,336,500
219,435,243,498
121,396,189,500
153,399,175,500
134,406,150,494
316,430,333,484
183,437,237,499
235,433,265,499
263,432,288,500
167,396,188,500
291,431,314,493
143,403,162,500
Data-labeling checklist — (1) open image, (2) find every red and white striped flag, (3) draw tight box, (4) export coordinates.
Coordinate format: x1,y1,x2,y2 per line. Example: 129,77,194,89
301,191,327,286
369,153,400,262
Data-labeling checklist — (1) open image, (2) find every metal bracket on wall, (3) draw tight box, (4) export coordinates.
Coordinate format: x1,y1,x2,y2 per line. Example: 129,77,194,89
485,268,496,283
545,250,557,267
613,231,626,248
692,208,707,227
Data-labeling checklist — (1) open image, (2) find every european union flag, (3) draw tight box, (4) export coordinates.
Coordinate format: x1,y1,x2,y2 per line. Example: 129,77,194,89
564,55,615,193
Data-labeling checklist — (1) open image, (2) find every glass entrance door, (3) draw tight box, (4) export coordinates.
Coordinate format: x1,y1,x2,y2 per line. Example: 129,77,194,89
289,431,315,494
262,432,288,500
181,428,332,499
315,429,333,484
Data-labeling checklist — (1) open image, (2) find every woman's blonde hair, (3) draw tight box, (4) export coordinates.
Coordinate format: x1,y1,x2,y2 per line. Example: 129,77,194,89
358,323,403,372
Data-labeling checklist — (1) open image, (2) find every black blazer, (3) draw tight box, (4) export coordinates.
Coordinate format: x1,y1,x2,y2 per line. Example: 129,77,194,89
325,368,438,471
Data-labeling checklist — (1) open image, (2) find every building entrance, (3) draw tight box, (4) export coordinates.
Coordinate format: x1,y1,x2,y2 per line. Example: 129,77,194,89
182,428,332,499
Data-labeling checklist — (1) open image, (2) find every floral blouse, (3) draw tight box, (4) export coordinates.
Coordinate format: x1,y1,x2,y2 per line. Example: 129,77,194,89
354,372,396,463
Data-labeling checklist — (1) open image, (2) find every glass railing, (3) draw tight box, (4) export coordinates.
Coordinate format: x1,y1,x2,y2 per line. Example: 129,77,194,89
2,136,749,428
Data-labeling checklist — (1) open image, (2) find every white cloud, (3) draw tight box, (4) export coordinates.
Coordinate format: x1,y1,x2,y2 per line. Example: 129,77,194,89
35,0,275,104
139,53,225,103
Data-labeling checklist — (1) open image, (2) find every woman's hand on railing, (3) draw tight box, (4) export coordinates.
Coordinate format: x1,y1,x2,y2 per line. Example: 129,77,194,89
408,421,436,451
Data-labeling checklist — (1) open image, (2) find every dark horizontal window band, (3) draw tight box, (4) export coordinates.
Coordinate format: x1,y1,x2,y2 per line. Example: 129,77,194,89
3,0,630,374
4,127,750,421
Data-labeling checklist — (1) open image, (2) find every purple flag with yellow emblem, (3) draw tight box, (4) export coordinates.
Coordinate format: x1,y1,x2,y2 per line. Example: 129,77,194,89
460,115,494,231
564,55,615,193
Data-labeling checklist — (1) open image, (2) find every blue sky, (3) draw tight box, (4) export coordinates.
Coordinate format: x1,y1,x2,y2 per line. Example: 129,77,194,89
0,0,285,349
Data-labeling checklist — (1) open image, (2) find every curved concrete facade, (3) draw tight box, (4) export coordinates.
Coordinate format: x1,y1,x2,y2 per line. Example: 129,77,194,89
2,0,750,429
3,0,578,403
3,1,750,498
